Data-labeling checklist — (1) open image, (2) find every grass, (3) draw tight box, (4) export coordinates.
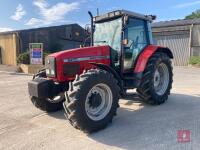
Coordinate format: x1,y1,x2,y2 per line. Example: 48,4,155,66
189,56,200,65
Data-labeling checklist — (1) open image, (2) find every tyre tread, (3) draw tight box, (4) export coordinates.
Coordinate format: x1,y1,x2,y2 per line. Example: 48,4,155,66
63,69,120,133
137,52,173,105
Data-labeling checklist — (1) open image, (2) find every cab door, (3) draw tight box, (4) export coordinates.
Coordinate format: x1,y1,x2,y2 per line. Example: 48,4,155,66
123,18,149,73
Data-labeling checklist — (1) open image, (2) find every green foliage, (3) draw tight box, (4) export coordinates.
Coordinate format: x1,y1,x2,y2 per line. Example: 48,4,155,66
189,56,200,65
185,10,200,19
17,52,30,64
17,51,51,65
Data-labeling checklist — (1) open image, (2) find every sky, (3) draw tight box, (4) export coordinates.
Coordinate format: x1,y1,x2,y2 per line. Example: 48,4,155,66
0,0,200,32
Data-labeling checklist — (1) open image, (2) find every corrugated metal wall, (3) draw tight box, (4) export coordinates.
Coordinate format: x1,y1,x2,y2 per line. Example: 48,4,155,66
19,24,86,53
153,31,190,66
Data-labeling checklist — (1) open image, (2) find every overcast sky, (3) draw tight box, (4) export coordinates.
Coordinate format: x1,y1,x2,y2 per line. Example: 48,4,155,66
0,0,200,32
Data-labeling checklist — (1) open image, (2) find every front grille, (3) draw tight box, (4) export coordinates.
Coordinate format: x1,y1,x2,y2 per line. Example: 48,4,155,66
45,57,56,77
63,63,80,76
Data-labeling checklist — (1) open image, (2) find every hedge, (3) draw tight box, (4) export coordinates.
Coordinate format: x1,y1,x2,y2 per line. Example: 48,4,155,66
17,52,50,65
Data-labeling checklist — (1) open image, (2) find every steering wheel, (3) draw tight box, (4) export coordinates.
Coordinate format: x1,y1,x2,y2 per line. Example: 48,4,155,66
129,36,139,49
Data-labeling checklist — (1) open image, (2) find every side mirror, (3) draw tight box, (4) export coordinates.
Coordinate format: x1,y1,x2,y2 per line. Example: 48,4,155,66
123,39,129,45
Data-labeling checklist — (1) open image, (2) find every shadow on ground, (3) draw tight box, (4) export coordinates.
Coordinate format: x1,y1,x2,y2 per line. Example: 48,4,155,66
47,93,143,121
9,72,32,76
48,110,66,120
48,93,200,149
88,93,200,149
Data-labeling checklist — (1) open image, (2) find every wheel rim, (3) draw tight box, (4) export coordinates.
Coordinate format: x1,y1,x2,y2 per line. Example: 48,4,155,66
85,83,113,121
153,63,170,96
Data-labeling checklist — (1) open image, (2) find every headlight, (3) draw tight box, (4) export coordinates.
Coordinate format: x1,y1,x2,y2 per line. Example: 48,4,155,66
51,69,55,75
46,69,50,75
45,57,56,77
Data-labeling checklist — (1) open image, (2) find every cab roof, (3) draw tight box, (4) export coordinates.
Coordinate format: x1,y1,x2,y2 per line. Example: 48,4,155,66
94,10,155,23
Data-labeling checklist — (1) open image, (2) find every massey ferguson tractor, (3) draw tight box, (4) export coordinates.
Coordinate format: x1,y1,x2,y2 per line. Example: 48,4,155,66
28,10,173,133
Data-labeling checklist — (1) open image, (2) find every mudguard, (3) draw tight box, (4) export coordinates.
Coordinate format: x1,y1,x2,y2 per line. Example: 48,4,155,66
134,45,173,73
90,63,123,88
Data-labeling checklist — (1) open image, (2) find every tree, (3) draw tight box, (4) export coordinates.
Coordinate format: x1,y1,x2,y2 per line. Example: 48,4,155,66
185,9,200,19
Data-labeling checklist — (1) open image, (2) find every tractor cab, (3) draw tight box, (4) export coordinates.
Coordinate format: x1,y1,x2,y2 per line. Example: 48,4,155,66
91,10,155,73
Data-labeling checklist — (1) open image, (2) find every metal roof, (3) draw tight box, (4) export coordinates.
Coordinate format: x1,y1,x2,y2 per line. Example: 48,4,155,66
94,10,154,23
152,18,200,28
0,24,81,35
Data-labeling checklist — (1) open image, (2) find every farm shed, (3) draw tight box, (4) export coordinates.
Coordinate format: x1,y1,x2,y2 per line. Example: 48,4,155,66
152,19,200,66
0,24,86,65
0,33,18,65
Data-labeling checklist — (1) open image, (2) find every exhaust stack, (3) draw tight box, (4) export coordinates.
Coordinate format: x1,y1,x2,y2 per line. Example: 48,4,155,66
88,11,94,46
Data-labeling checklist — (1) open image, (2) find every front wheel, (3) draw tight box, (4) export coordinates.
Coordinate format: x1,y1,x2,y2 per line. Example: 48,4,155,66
137,52,173,105
30,96,64,112
30,70,65,112
63,69,120,133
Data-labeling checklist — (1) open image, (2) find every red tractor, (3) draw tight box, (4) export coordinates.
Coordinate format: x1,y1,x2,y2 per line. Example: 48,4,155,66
28,10,173,133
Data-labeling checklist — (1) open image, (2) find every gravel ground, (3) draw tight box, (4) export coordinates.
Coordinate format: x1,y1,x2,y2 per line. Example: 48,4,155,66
0,66,199,150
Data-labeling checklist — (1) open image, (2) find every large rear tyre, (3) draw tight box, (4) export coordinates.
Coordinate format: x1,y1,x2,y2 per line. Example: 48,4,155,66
137,52,173,105
63,69,120,133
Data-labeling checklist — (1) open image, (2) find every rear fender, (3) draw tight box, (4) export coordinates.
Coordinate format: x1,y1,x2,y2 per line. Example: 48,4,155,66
134,45,173,73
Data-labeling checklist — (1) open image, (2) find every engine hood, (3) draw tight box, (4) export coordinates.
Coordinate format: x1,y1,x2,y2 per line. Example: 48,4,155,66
48,45,110,61
47,45,111,82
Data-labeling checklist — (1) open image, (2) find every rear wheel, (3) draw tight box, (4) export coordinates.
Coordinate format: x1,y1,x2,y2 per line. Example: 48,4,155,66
63,69,120,133
137,52,173,105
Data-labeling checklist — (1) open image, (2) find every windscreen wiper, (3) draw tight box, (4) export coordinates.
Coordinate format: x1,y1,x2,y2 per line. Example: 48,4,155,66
94,41,107,43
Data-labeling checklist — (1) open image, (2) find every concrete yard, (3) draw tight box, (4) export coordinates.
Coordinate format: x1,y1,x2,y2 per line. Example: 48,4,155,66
0,66,199,150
